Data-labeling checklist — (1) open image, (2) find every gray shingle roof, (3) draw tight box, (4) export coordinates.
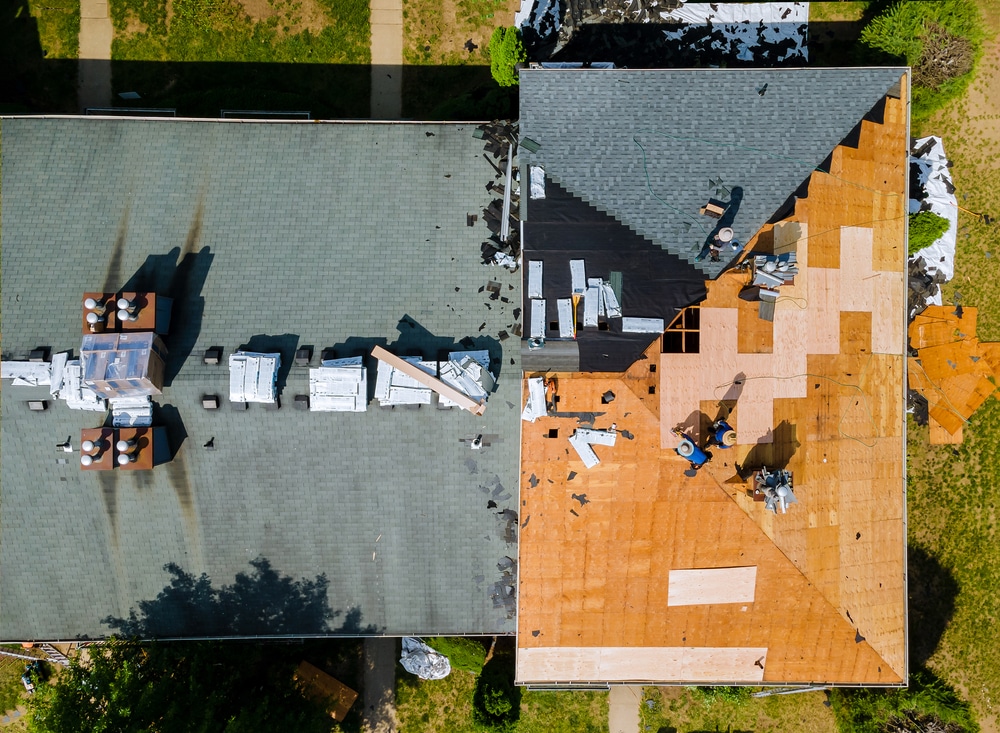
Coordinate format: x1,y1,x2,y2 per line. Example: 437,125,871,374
519,68,906,277
0,119,521,640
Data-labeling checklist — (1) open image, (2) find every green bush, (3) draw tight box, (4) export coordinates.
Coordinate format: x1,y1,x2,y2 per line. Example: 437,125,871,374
859,0,985,120
692,686,753,707
909,210,951,255
472,654,521,731
423,637,487,674
831,668,979,733
488,26,527,87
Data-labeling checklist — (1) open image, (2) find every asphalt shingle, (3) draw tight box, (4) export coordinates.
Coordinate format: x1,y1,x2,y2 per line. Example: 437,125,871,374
0,119,521,640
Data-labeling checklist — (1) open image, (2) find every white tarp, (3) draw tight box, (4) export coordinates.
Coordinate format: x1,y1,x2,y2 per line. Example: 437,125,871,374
909,136,958,306
530,166,546,199
515,0,561,38
400,638,451,680
229,351,280,403
310,357,367,412
61,362,106,411
374,356,436,406
1,361,51,387
661,3,808,63
521,376,548,422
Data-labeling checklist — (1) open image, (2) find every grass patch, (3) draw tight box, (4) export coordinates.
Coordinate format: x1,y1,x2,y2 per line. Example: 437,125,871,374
0,0,79,112
639,686,837,733
0,655,28,715
905,9,1000,723
859,0,987,121
106,0,369,116
424,637,488,674
395,657,609,733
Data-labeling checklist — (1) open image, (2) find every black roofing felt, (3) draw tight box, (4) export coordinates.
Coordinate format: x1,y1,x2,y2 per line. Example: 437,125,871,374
524,177,706,372
518,67,907,279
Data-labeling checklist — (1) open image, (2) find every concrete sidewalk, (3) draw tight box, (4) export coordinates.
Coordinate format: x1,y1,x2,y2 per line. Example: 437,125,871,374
609,685,642,733
370,0,402,119
363,637,399,733
78,0,113,110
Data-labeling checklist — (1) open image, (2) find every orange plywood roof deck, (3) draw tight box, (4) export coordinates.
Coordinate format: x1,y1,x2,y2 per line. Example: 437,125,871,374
517,77,909,687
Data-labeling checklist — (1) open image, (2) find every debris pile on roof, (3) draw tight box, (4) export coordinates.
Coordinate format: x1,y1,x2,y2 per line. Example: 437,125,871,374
229,351,280,404
309,357,368,412
907,305,1000,443
371,346,491,414
400,638,452,680
476,121,521,270
492,555,517,619
908,136,958,315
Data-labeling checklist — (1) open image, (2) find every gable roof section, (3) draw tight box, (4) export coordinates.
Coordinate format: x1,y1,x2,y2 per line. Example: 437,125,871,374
516,69,908,685
519,67,906,278
0,119,521,641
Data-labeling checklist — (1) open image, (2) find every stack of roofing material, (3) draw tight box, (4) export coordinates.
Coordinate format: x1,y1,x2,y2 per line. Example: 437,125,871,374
374,356,437,406
0,361,52,386
80,332,167,400
229,351,281,404
438,351,495,408
309,357,368,412
907,305,1000,443
568,427,617,468
59,361,105,411
521,377,547,422
109,396,153,427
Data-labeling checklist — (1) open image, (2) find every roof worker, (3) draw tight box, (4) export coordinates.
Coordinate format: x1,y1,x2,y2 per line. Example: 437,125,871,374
545,378,558,412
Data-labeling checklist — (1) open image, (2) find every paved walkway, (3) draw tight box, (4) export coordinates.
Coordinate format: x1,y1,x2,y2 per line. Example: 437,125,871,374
78,0,113,110
369,0,402,119
362,637,398,733
609,685,642,733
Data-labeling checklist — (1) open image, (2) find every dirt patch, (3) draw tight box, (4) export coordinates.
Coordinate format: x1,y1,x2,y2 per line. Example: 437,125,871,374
234,0,328,35
404,0,519,64
122,11,148,35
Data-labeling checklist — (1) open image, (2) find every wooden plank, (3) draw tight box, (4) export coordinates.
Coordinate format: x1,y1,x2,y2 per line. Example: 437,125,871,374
667,567,757,606
371,346,485,414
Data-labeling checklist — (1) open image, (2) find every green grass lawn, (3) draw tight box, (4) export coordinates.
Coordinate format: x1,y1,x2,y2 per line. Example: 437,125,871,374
107,0,370,116
395,662,609,733
905,6,1000,725
640,687,837,733
1,0,79,112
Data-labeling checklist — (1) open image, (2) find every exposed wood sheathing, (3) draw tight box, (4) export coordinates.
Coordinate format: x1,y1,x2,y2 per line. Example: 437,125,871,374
517,80,908,685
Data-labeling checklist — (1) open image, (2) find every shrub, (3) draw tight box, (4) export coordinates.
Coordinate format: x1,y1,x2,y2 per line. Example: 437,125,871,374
831,668,979,733
489,27,527,87
423,637,487,674
472,654,521,731
859,0,985,120
909,210,951,255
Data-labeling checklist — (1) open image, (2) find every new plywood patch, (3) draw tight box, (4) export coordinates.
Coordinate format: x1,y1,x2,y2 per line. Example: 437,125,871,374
667,566,757,606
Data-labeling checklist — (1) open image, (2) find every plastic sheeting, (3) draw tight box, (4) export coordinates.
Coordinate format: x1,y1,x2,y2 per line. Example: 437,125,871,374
909,136,958,308
0,361,51,386
660,3,808,64
400,638,451,680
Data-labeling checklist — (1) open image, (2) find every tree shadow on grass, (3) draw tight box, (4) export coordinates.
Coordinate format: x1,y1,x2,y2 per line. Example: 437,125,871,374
103,557,378,638
908,543,959,667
